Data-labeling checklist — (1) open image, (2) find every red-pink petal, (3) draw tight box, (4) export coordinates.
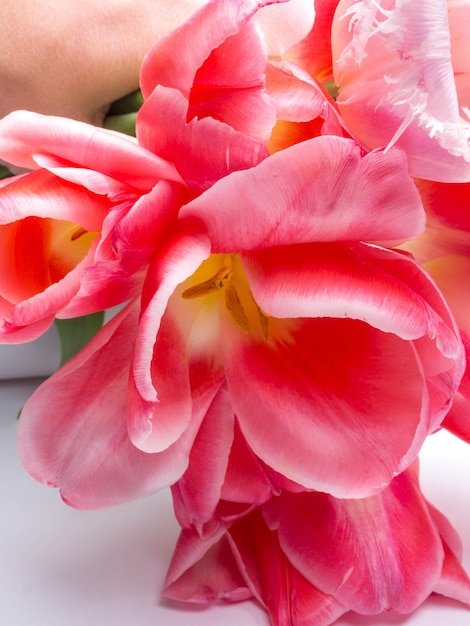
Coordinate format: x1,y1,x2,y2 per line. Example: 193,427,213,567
137,86,268,192
140,0,288,98
17,303,193,509
128,230,212,452
163,524,251,603
179,136,425,249
0,110,182,188
263,467,445,614
228,510,347,625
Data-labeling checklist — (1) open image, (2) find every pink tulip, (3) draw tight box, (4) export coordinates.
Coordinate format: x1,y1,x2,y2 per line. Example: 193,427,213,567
164,464,470,625
331,0,470,182
128,133,464,501
16,128,464,509
139,0,341,155
0,112,187,342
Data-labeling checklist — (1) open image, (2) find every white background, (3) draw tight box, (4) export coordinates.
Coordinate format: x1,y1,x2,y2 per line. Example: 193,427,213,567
1,340,470,625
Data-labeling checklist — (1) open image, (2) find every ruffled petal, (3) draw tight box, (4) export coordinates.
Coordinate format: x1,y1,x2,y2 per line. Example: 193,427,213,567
332,0,470,181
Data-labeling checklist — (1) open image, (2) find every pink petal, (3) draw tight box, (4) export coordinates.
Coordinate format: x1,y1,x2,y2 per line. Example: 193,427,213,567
163,524,251,603
128,229,212,452
254,0,315,57
221,244,463,496
416,499,470,606
0,110,182,188
228,510,347,625
225,311,425,496
137,86,268,193
265,60,341,126
0,168,109,227
179,136,425,249
172,384,235,529
188,18,276,141
17,302,193,509
263,466,445,615
242,243,461,353
286,0,339,81
140,0,288,98
332,0,470,182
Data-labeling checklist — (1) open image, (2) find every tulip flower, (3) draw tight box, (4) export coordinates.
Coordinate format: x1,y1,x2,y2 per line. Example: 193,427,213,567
164,464,470,625
139,0,342,157
331,0,470,182
16,126,464,509
0,112,187,342
401,179,470,444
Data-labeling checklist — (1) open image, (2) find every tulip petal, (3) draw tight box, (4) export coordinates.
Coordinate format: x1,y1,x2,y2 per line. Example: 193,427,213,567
242,243,461,353
17,302,193,509
228,510,347,626
163,525,251,603
332,0,470,181
0,110,182,188
179,136,425,249
140,0,288,98
128,229,213,452
172,383,234,529
137,86,268,192
225,311,425,496
263,467,444,614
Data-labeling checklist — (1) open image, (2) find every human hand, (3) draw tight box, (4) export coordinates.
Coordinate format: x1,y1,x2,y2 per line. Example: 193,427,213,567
0,0,205,124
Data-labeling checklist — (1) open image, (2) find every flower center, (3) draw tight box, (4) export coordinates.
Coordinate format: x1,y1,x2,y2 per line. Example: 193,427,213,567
0,217,98,303
181,254,269,340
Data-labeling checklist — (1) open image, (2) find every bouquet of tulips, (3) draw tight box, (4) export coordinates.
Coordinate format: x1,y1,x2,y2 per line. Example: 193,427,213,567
1,1,470,624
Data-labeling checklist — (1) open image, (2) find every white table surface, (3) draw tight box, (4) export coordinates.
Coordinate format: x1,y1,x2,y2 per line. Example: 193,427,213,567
1,375,470,626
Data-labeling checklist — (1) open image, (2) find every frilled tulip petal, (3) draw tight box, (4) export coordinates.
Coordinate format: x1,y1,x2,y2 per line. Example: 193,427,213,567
332,0,470,182
263,467,444,615
163,525,251,603
17,303,195,509
0,110,182,188
140,0,287,98
137,86,269,192
179,136,425,249
228,510,347,626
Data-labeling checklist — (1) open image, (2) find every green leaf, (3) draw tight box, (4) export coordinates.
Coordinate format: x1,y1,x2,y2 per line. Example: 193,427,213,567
55,312,105,366
0,164,13,180
103,112,138,136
